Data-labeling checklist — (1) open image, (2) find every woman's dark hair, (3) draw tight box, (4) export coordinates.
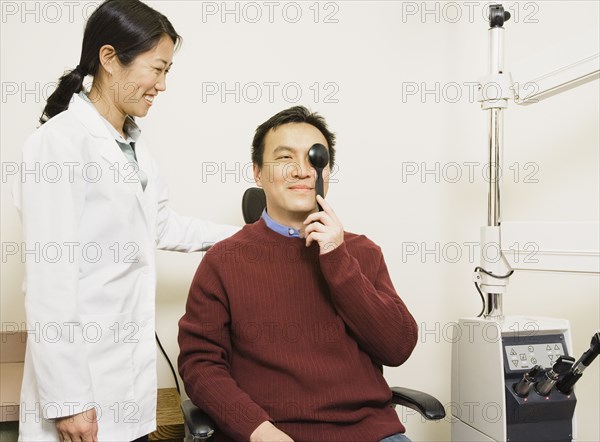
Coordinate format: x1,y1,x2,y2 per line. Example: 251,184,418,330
40,0,181,124
252,106,336,168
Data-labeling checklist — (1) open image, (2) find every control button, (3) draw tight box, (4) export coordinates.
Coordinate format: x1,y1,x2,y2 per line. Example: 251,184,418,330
546,345,552,350
531,358,537,364
554,344,560,350
512,360,519,367
528,346,534,352
520,354,527,361
288,228,295,235
548,355,554,362
511,349,517,355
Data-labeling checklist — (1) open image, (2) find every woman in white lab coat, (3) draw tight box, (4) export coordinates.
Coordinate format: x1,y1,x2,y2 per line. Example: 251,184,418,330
13,1,237,441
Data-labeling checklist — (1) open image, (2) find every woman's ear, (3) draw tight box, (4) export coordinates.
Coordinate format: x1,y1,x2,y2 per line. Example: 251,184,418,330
98,45,117,76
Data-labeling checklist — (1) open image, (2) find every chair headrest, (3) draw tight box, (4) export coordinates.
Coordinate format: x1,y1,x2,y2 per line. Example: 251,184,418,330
242,187,266,224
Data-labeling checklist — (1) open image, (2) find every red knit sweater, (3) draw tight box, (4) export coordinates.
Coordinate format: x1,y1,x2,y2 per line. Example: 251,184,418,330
178,218,418,442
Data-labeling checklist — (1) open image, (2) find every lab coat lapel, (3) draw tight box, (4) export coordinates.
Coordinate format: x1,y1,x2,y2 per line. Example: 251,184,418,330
133,142,156,222
69,93,147,206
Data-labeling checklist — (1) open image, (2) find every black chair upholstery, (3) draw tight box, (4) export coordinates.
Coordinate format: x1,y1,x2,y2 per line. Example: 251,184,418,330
181,187,446,440
241,187,267,224
391,387,446,421
181,400,214,440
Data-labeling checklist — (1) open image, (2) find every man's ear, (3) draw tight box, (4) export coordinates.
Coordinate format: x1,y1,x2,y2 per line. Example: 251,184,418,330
253,163,262,187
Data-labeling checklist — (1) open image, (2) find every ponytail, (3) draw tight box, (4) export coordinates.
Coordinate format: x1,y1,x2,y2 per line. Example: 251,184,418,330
39,66,87,125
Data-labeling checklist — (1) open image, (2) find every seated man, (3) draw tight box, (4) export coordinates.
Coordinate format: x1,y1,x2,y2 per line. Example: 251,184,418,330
178,106,418,442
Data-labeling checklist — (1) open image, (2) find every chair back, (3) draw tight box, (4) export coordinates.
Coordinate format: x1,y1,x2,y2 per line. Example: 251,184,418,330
242,187,266,224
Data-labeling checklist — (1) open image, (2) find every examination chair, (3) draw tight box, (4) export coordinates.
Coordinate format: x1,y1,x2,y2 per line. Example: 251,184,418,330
180,188,446,441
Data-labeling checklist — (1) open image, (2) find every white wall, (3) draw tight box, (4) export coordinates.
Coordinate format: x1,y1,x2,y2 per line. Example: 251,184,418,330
1,1,598,441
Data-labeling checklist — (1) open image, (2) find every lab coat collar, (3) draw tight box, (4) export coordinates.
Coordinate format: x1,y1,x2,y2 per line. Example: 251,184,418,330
77,91,141,144
69,92,116,140
68,93,149,206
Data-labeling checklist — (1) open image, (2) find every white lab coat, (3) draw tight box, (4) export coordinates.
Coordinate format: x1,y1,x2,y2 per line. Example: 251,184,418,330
13,93,237,441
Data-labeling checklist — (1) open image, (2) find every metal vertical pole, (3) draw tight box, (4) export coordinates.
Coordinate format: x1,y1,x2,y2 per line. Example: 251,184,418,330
484,23,505,319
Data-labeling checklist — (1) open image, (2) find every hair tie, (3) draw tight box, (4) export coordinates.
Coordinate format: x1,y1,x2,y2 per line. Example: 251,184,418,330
75,65,87,76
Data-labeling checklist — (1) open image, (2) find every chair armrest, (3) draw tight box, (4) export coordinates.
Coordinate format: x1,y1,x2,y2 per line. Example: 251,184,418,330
391,387,446,420
181,399,215,440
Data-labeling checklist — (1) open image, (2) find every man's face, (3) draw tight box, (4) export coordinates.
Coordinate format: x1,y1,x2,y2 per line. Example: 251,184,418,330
254,122,331,226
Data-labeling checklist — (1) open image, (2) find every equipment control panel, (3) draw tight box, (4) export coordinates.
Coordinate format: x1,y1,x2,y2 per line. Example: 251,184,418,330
504,342,566,371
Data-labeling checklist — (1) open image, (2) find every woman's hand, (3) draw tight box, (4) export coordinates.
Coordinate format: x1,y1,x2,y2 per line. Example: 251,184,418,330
55,408,98,442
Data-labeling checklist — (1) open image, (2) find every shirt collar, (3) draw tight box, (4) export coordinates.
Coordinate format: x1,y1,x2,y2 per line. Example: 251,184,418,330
261,210,301,238
78,91,141,144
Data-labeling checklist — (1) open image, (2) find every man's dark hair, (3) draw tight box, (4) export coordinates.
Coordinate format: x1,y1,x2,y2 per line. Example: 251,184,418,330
252,106,336,169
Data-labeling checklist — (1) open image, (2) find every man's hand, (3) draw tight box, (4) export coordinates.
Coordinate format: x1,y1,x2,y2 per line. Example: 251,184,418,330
55,408,98,442
303,195,344,255
250,421,294,442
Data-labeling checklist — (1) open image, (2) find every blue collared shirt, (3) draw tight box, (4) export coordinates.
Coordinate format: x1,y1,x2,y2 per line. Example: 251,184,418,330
261,210,301,238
